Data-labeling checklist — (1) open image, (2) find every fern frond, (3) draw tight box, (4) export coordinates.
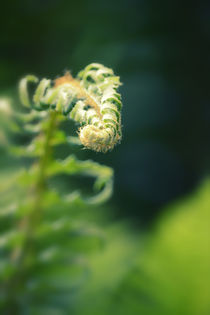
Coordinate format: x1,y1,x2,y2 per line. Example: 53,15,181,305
0,64,120,314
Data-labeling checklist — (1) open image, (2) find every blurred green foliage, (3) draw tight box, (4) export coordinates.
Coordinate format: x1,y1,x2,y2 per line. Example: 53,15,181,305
74,180,210,315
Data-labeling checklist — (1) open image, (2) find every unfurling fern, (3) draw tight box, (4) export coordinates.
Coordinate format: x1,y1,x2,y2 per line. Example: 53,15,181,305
0,63,122,314
20,63,122,153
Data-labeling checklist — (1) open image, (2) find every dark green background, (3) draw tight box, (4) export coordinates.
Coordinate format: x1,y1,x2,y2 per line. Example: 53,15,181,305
1,0,210,223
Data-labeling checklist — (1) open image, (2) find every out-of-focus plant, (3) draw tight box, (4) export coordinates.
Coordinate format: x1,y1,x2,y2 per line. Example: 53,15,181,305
0,63,122,314
74,180,210,315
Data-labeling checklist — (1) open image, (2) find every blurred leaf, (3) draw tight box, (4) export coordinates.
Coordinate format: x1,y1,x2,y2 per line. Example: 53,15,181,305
77,180,210,315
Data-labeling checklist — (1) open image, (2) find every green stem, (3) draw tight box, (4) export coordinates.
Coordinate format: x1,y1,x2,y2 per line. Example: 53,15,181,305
2,111,58,314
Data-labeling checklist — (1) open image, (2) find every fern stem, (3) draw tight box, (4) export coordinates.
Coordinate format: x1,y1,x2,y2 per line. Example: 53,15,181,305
3,111,59,314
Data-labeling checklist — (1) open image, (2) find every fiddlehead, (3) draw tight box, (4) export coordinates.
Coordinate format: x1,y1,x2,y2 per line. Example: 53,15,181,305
19,63,122,153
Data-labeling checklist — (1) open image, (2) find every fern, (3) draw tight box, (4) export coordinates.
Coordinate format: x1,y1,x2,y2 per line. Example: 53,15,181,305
0,63,122,314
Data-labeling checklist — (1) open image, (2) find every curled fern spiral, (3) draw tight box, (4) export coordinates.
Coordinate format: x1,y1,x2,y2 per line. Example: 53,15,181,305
19,63,122,153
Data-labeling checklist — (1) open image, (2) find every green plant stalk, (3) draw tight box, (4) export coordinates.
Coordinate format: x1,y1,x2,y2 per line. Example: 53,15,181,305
3,111,59,314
